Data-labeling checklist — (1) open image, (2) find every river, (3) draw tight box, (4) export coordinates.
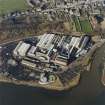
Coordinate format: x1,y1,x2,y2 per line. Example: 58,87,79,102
0,43,105,105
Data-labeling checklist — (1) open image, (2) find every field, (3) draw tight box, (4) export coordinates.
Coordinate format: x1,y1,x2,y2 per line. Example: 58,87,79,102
79,19,93,33
73,16,81,32
73,16,93,33
0,0,29,15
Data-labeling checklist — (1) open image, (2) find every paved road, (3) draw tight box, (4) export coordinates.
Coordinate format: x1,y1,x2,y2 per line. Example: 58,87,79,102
0,36,38,46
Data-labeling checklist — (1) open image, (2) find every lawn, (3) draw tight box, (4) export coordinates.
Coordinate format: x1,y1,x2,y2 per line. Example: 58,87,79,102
73,16,93,33
0,0,29,15
79,19,93,33
73,16,81,32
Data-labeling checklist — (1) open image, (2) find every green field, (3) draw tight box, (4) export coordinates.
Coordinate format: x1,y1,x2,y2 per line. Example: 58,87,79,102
73,16,81,32
73,16,93,33
0,0,29,15
79,19,93,33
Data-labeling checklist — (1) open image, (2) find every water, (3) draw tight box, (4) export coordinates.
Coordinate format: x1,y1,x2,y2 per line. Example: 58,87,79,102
0,42,105,105
0,68,104,105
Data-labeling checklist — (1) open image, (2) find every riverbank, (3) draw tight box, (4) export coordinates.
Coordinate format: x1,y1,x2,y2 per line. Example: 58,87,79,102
0,73,80,91
0,38,104,91
101,64,105,86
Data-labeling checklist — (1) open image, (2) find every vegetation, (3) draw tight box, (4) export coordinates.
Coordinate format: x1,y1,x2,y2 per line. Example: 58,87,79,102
79,19,93,33
0,0,29,15
73,16,81,32
73,16,93,33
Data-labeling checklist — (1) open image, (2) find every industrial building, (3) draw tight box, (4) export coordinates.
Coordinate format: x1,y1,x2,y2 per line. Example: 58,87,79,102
13,41,31,58
12,33,93,85
13,33,93,70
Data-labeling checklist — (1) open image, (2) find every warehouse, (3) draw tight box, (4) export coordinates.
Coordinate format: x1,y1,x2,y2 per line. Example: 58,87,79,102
13,41,31,57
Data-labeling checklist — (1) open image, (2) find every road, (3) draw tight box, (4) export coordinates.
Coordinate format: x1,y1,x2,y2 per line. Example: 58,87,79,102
0,35,39,46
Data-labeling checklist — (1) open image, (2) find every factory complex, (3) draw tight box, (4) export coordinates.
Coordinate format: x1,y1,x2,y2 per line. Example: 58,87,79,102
12,33,93,85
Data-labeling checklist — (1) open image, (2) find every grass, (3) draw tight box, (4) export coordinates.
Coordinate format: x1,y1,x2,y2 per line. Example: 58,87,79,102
79,19,93,33
73,16,81,32
0,0,29,15
73,16,93,33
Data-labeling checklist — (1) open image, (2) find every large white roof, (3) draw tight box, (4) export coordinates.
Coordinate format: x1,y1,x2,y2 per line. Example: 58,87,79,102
17,42,30,57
